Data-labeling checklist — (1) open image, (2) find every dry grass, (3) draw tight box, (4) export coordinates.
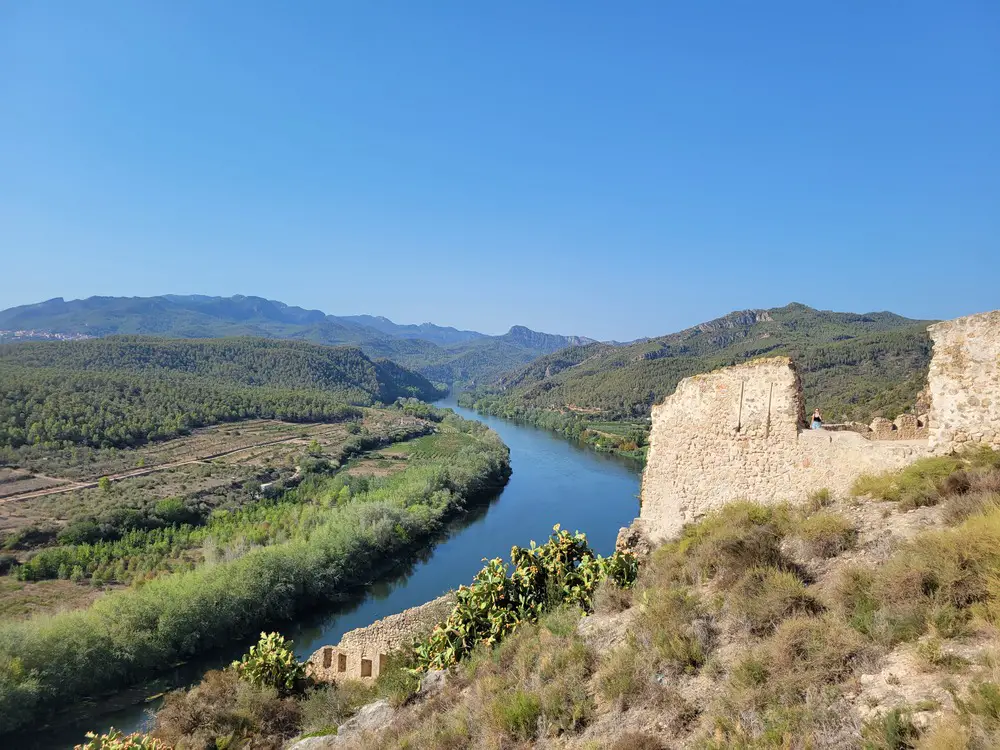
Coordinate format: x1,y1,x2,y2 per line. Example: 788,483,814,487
792,511,857,558
645,502,793,590
593,578,634,614
152,669,301,749
729,566,823,635
853,455,964,509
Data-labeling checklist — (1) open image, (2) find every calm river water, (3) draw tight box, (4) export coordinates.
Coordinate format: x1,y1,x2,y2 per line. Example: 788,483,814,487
26,397,641,748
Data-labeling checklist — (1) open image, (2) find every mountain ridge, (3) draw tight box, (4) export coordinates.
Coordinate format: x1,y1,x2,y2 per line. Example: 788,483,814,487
471,302,936,423
0,295,592,387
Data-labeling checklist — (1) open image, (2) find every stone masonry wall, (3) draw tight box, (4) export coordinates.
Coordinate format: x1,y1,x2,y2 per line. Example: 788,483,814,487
637,310,1000,543
637,357,925,542
306,593,456,685
336,593,455,656
928,311,1000,452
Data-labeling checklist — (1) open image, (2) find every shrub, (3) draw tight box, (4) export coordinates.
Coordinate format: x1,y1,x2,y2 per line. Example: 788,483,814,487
152,669,301,748
793,512,857,558
610,733,667,750
75,729,167,750
636,586,711,673
647,502,792,589
0,553,17,575
486,689,541,741
832,509,1000,646
374,650,421,707
807,487,833,512
832,565,927,646
231,632,306,695
862,708,919,749
593,578,633,614
744,615,869,706
414,526,637,670
595,643,649,711
943,490,1000,525
299,680,375,736
852,456,964,509
729,567,823,634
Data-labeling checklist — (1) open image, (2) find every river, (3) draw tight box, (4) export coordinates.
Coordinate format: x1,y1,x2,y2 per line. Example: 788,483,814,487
25,397,641,748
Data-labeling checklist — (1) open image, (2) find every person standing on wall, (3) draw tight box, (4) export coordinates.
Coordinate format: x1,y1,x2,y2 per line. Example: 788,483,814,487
811,408,823,429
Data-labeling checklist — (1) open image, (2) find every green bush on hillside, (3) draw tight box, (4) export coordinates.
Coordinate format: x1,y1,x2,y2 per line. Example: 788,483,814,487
414,526,638,670
231,632,306,696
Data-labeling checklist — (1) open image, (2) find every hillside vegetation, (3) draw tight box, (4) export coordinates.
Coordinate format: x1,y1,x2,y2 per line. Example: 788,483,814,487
166,447,1000,749
0,337,444,449
465,303,932,430
0,295,592,387
0,407,511,736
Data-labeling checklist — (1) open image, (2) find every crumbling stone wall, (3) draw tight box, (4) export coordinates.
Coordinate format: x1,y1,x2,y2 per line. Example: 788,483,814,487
306,594,456,685
336,593,455,656
928,311,1000,452
306,646,388,683
636,310,1000,543
636,357,925,542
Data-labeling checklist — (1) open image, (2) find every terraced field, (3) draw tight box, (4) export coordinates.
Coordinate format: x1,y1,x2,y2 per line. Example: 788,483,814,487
0,407,435,619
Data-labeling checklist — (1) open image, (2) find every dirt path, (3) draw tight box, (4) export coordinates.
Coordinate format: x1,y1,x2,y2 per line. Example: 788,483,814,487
0,432,316,504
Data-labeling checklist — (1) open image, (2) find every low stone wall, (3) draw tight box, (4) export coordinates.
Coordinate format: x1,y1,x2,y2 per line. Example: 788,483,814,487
307,647,389,683
336,593,455,656
306,593,456,685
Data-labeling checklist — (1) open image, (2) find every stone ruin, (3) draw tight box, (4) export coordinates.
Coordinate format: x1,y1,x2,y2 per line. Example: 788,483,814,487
306,593,455,685
307,645,388,683
632,309,1000,544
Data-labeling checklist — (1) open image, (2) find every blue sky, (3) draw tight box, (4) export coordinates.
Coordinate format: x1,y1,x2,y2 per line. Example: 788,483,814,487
2,2,997,341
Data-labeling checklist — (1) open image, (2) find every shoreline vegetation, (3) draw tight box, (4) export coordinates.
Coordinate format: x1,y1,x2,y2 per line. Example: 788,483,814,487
0,406,511,736
456,392,649,463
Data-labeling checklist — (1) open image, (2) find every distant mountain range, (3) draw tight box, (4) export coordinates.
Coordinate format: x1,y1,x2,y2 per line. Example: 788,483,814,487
0,295,595,387
467,303,936,423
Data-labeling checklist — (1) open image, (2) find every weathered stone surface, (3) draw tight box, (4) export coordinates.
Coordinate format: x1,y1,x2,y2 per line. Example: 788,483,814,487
870,417,895,438
928,311,1000,452
636,357,924,542
637,310,1000,543
337,699,394,739
285,699,396,749
418,669,447,698
336,593,455,656
615,524,652,558
306,646,387,684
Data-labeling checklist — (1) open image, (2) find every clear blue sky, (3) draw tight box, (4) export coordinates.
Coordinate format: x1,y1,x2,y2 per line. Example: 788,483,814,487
2,2,997,341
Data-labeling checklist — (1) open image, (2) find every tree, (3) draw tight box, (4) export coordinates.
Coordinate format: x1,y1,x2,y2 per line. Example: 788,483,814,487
98,476,112,493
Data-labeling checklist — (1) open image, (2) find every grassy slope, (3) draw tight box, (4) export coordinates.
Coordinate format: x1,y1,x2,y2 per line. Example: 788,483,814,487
320,451,1000,750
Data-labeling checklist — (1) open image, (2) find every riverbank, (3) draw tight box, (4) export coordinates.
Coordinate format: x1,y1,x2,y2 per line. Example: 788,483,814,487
20,396,641,748
457,392,649,463
0,411,510,736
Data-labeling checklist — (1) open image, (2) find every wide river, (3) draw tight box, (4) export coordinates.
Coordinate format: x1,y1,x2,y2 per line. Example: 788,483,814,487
26,397,641,748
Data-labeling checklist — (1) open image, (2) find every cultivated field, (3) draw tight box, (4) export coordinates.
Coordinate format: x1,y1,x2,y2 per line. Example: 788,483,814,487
0,408,435,618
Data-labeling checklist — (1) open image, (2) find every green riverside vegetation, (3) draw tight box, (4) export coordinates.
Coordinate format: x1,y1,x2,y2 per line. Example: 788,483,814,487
0,408,511,735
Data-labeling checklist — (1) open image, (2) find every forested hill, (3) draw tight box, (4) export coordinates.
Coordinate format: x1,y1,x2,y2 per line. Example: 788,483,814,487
0,337,444,404
0,295,591,386
467,303,935,423
0,337,444,449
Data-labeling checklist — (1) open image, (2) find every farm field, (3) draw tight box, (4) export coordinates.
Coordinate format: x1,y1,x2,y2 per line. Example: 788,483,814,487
0,407,434,618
